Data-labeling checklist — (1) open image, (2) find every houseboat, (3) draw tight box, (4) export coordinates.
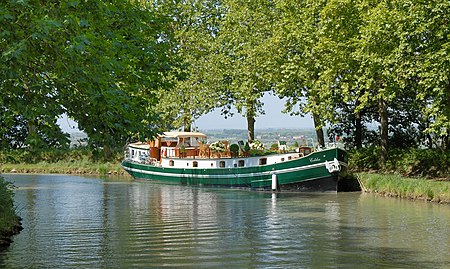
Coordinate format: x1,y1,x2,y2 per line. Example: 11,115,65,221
121,131,350,191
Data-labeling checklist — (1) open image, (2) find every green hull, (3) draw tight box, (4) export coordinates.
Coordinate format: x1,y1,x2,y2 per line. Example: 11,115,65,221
121,147,348,192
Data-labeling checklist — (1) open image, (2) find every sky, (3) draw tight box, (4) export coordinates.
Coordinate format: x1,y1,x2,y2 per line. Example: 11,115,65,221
57,94,314,133
195,94,314,130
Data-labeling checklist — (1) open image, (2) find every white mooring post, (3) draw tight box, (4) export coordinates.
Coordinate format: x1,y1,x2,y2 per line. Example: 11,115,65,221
271,173,277,191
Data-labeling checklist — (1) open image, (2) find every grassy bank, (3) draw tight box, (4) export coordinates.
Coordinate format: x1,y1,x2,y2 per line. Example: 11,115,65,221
357,173,450,204
0,176,22,249
0,161,127,176
0,149,127,176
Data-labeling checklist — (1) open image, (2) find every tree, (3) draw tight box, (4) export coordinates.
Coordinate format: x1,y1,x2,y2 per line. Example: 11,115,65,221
1,1,174,157
412,1,450,149
0,0,70,149
207,0,276,141
269,0,331,146
347,0,417,165
151,0,225,132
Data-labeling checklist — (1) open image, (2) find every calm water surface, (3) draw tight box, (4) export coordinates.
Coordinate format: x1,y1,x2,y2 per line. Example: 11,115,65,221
1,174,449,268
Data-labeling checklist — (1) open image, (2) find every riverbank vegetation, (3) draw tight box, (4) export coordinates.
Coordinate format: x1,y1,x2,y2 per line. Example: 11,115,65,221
349,148,450,179
0,176,22,249
349,147,450,203
358,173,450,204
0,149,126,176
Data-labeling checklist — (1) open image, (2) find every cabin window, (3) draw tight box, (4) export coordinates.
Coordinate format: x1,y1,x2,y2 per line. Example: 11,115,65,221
193,161,198,167
259,158,267,165
288,156,292,160
281,158,285,162
211,163,214,167
131,149,135,156
169,160,174,166
219,161,226,168
187,163,189,166
238,160,245,167
234,163,237,167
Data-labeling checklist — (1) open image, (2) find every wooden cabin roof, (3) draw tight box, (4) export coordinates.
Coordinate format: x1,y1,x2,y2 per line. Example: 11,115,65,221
161,131,207,139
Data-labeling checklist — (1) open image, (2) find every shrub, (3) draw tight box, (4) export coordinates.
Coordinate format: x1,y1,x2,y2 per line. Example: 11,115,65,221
0,176,18,233
348,147,380,171
230,144,239,155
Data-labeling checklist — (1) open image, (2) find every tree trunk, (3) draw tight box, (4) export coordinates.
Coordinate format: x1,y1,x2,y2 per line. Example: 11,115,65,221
444,136,450,150
182,111,191,132
26,120,40,150
445,86,450,150
355,110,362,149
378,98,388,168
183,124,191,132
103,144,113,161
427,133,433,149
312,113,325,147
247,114,255,142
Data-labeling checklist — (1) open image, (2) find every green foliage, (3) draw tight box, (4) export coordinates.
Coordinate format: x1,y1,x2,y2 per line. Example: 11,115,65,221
244,142,250,153
270,143,279,151
348,147,381,171
358,173,450,203
229,144,239,154
0,147,123,164
152,0,224,131
0,1,174,155
0,176,19,234
387,149,450,178
350,147,450,179
2,0,450,161
0,148,125,175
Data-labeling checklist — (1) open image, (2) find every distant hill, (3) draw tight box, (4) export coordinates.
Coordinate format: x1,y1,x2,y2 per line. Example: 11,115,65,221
199,128,317,147
67,128,319,148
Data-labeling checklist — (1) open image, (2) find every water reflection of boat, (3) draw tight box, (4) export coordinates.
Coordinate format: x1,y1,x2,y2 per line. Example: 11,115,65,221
121,131,349,192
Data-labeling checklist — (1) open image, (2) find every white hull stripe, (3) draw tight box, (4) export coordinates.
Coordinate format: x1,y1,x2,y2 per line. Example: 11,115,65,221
122,161,347,180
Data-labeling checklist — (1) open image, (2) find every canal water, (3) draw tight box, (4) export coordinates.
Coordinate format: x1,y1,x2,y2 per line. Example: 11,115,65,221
1,174,449,268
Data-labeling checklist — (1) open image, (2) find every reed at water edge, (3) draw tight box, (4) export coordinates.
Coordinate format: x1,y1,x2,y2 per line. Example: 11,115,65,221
357,173,450,204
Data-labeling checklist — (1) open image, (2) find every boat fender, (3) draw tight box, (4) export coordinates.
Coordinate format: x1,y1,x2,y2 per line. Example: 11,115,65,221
271,172,277,191
325,158,340,173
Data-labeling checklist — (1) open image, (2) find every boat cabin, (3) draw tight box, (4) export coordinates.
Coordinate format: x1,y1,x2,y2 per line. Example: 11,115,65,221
127,131,209,163
126,131,313,169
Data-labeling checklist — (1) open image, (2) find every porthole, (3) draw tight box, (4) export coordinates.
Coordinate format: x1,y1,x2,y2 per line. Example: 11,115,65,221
238,160,245,167
193,161,198,167
169,160,174,166
219,161,226,168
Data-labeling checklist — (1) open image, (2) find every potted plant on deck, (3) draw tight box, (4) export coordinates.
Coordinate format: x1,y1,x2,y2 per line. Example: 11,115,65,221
210,141,226,157
230,144,239,158
179,144,186,158
243,142,250,157
249,140,265,156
